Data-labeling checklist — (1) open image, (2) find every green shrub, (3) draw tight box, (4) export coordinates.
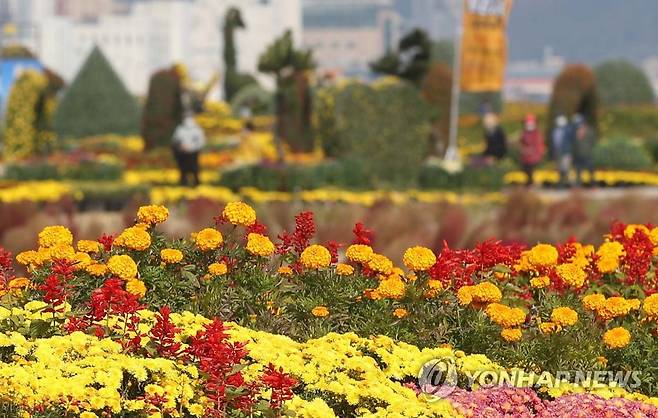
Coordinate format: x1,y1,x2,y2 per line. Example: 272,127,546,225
53,47,140,139
142,67,183,149
418,164,506,190
593,137,652,170
314,79,433,188
595,60,654,106
3,160,123,181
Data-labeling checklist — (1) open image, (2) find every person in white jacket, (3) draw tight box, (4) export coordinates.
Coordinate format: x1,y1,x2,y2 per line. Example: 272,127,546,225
171,112,206,186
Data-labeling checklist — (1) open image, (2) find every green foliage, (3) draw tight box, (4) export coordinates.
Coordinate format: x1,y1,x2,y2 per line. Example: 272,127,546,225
141,67,183,149
592,137,653,170
547,64,598,135
370,29,432,86
222,7,258,101
258,30,316,153
314,80,433,187
230,84,274,116
595,60,654,106
418,164,506,191
421,63,452,153
3,159,123,181
53,47,140,139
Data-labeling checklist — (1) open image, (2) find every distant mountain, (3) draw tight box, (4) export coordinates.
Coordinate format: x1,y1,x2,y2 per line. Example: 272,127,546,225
508,0,658,64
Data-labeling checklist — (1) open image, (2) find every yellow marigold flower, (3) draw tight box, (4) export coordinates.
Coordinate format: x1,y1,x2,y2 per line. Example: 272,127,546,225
530,275,551,289
49,244,76,261
402,246,436,271
222,201,257,227
376,275,406,299
246,233,275,257
582,293,606,311
501,328,522,342
336,263,355,276
86,263,108,277
160,248,183,264
368,254,393,275
72,251,93,269
77,239,101,253
556,262,587,288
597,241,625,258
624,224,649,239
597,296,639,321
485,303,526,328
425,279,443,298
393,308,408,318
8,277,30,290
527,243,559,267
107,255,138,280
311,306,329,317
596,256,619,274
137,205,169,225
38,225,73,248
208,262,228,276
277,266,293,276
470,282,502,304
345,244,373,264
364,288,383,300
125,279,147,299
16,250,40,266
538,321,561,334
514,252,532,272
551,306,578,327
80,413,99,418
603,326,631,349
596,356,608,367
300,245,331,269
643,293,658,320
194,228,223,251
457,286,473,305
115,226,151,251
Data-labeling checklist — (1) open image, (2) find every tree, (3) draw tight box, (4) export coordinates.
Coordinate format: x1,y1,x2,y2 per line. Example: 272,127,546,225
53,46,140,139
547,64,598,137
421,63,453,155
141,66,183,149
258,30,315,154
595,60,654,106
370,29,432,86
223,7,258,101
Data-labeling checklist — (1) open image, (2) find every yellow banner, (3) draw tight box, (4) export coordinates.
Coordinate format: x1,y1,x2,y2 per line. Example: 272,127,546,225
460,0,512,92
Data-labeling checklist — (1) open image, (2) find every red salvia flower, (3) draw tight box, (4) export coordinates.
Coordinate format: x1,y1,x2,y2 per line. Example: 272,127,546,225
98,234,114,252
261,363,297,410
148,306,183,359
352,222,375,246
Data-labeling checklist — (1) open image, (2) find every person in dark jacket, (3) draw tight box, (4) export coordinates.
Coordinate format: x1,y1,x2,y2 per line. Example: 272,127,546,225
482,112,507,162
571,114,596,187
551,114,572,187
519,114,545,186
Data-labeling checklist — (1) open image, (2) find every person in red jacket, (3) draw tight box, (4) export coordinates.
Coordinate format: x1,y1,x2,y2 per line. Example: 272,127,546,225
519,114,546,186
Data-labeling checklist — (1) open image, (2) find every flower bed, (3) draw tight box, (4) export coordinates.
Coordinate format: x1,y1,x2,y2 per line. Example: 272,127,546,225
2,203,658,416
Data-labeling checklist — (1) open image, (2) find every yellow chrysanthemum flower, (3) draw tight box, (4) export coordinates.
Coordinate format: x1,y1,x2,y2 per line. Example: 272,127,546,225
300,245,331,269
603,326,631,349
115,226,151,251
107,255,138,280
38,225,73,248
345,244,373,264
527,243,559,267
194,228,223,251
551,306,578,327
208,262,228,276
125,279,147,299
246,233,275,257
137,205,169,225
335,263,354,276
501,328,522,342
160,248,183,264
311,306,329,317
77,240,101,253
402,246,436,271
222,201,257,227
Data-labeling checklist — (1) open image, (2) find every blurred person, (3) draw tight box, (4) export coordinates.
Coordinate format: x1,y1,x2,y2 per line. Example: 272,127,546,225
172,111,206,187
482,112,507,162
571,114,596,187
519,114,545,186
551,114,572,187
